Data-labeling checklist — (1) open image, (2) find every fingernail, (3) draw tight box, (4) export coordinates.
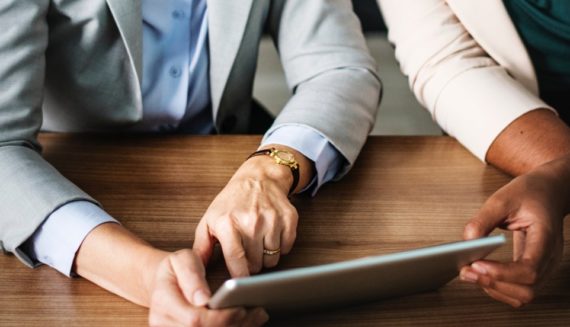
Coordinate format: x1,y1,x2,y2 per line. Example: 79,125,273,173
193,289,211,306
471,262,487,275
460,271,478,283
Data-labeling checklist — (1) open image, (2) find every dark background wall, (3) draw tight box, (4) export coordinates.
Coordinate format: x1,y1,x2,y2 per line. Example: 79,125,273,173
352,0,386,32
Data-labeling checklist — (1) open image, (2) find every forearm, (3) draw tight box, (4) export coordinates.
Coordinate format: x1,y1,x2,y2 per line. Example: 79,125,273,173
74,223,168,307
486,109,570,176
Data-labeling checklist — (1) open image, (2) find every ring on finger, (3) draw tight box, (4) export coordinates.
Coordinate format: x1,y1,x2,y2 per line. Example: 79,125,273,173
263,248,281,256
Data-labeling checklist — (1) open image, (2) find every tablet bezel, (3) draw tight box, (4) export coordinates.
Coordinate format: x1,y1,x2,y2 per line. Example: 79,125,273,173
208,235,506,311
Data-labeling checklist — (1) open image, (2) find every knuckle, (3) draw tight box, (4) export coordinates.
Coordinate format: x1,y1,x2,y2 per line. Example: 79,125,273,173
263,212,280,231
217,215,236,231
212,219,230,236
282,207,298,224
173,250,203,274
244,214,264,235
525,269,539,285
231,246,247,260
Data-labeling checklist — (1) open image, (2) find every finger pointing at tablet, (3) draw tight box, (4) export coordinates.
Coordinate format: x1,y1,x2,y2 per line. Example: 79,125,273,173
193,148,305,277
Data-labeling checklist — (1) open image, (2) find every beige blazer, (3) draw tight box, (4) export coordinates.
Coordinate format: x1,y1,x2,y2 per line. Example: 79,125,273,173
0,0,381,265
378,0,554,161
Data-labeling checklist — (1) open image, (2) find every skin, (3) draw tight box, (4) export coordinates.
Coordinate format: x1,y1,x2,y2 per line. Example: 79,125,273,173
459,109,570,308
74,144,315,325
193,144,315,276
75,223,269,326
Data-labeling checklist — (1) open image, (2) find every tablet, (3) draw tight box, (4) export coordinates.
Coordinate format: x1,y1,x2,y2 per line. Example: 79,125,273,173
208,235,505,312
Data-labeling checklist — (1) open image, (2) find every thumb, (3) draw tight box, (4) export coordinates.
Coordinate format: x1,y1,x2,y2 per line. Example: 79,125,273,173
193,219,215,266
170,250,212,307
464,199,510,240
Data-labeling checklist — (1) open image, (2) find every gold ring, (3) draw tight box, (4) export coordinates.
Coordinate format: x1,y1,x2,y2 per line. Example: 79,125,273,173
263,248,281,256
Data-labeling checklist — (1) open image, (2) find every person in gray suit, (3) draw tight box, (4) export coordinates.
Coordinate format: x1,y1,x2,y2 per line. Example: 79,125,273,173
0,0,380,325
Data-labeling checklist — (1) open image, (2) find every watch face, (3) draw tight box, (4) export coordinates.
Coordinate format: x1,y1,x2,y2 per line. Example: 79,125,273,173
274,150,295,164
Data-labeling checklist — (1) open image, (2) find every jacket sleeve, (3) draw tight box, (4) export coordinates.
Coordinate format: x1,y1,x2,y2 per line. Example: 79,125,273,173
377,0,553,161
265,0,382,179
0,0,98,265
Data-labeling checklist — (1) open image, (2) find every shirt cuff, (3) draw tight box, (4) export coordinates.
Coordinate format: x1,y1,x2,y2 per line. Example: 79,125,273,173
262,124,343,196
21,201,118,277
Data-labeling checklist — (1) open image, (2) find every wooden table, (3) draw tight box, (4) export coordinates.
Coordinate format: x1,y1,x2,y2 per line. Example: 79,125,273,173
1,135,569,326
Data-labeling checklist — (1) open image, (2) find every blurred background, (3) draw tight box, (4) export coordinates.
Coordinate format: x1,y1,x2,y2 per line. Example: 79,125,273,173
253,0,442,135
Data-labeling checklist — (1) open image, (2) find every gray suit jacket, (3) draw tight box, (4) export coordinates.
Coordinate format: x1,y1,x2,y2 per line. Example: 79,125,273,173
0,0,381,266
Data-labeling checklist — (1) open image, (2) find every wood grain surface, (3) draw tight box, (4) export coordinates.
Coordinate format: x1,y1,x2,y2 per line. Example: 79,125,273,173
1,135,568,326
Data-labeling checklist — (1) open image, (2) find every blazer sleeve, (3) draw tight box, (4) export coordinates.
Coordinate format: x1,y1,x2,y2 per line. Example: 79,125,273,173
377,0,553,161
0,1,98,265
265,0,382,179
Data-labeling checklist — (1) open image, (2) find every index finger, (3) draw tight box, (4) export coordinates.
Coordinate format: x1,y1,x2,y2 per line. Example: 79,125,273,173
214,218,250,277
464,199,511,240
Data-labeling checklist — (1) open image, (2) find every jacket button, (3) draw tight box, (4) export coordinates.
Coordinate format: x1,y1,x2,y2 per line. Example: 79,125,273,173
221,115,237,132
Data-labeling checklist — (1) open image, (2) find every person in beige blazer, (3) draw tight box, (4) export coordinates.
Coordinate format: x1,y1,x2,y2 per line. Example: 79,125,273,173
378,0,570,308
0,0,380,325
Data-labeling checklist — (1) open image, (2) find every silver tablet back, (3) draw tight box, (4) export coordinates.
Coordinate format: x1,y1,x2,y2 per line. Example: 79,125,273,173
209,235,505,312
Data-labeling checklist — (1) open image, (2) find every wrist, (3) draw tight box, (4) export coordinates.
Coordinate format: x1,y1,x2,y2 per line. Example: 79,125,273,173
245,145,315,195
537,153,570,215
556,154,570,215
235,156,294,195
140,248,171,306
74,223,170,307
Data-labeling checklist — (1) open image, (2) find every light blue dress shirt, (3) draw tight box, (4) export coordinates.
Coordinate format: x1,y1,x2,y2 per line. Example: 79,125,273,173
24,0,341,276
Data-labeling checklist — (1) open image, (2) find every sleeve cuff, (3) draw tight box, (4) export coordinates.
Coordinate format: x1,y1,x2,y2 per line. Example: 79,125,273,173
262,124,343,196
21,201,118,277
433,67,555,161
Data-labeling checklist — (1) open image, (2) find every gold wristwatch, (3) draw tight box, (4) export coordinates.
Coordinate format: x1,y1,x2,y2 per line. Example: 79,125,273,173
247,147,300,196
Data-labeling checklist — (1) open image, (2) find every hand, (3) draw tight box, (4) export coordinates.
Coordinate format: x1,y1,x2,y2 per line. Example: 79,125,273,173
459,155,570,307
147,249,269,326
75,224,268,326
193,147,307,277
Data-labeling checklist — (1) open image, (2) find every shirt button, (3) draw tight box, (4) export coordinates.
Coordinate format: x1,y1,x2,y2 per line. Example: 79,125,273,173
172,10,185,20
169,66,182,78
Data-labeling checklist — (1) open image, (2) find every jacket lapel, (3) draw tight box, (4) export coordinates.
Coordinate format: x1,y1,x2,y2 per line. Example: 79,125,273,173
207,0,254,117
106,0,143,88
447,0,538,94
